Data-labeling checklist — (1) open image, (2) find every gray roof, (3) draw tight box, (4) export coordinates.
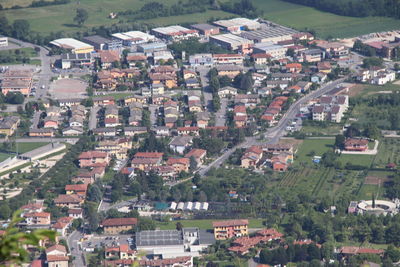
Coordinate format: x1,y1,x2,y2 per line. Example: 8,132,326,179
191,23,219,31
82,35,111,45
169,136,193,146
136,230,183,247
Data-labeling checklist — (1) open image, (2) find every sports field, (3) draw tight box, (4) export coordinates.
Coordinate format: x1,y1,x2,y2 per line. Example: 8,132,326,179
1,0,399,38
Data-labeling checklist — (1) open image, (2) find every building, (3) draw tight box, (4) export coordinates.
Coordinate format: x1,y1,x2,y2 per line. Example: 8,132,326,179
22,212,51,226
169,136,193,154
99,50,120,69
136,42,167,54
184,149,207,166
191,24,220,36
241,146,263,169
218,86,238,98
216,65,243,78
189,53,214,67
1,70,33,96
252,53,271,65
135,228,214,258
241,25,296,44
46,245,69,267
54,194,83,209
167,157,190,173
61,53,93,69
50,38,94,54
0,36,8,47
131,152,164,170
213,54,244,65
151,25,199,41
253,43,287,59
213,17,261,33
209,34,253,54
112,31,155,46
316,42,349,58
312,95,348,123
78,151,109,168
213,219,249,240
0,116,20,136
82,35,122,51
101,218,138,234
301,49,325,62
344,138,369,152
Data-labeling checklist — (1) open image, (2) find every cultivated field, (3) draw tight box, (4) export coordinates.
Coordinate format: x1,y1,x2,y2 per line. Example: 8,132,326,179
254,0,400,39
1,0,399,38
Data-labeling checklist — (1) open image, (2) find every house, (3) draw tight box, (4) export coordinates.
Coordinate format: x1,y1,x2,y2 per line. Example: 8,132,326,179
251,53,271,65
52,216,74,237
78,151,109,168
177,126,200,136
54,194,83,208
234,115,247,128
344,138,369,152
196,112,210,128
257,87,272,97
151,126,170,137
62,126,83,136
131,152,164,170
150,73,177,89
339,247,384,258
46,244,69,267
234,94,259,107
169,136,193,154
93,96,115,106
213,219,249,240
105,244,136,260
218,86,238,98
188,100,203,112
43,117,59,129
184,149,207,166
213,54,244,65
65,184,88,196
317,61,332,73
216,65,243,78
285,63,302,73
189,53,214,67
185,78,200,89
93,127,116,137
311,72,327,84
100,50,120,69
124,126,147,136
101,218,138,234
68,208,83,219
22,212,51,226
241,146,263,169
167,157,190,173
0,116,20,136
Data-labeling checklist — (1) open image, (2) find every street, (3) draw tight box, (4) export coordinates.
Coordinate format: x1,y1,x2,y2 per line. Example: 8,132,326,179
88,106,100,130
198,77,347,176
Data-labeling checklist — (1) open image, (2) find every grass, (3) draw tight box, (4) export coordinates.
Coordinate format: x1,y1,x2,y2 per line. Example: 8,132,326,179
0,47,39,65
357,184,380,200
17,142,49,153
253,0,400,39
0,152,11,162
373,138,400,168
354,83,400,98
0,0,232,34
104,92,133,101
155,218,265,230
300,124,342,136
2,0,400,38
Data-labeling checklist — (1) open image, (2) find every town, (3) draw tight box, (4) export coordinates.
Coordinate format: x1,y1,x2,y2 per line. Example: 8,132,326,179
0,5,400,267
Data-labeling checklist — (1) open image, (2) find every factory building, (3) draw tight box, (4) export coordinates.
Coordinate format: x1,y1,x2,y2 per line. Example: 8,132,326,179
213,18,261,33
252,42,287,59
50,38,94,54
111,31,156,46
151,25,199,41
209,34,253,54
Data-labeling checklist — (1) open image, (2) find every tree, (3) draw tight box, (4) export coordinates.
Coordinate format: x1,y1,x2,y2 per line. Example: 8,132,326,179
12,20,30,40
362,57,383,68
0,204,10,219
87,185,102,202
189,156,197,171
74,8,89,26
0,210,55,265
176,222,183,231
239,72,254,92
385,245,400,263
334,134,345,149
209,76,220,94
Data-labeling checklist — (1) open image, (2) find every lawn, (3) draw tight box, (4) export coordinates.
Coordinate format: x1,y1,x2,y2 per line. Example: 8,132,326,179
0,47,39,65
357,184,380,200
155,218,265,230
295,138,335,162
353,83,400,98
0,152,11,162
372,138,400,168
253,0,400,38
300,124,342,136
17,142,49,153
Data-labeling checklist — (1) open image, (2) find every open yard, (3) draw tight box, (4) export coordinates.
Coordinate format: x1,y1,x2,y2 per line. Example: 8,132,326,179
1,0,400,38
372,138,400,168
351,83,400,98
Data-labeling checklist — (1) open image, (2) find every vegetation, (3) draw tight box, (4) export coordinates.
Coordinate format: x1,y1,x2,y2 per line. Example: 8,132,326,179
0,47,38,65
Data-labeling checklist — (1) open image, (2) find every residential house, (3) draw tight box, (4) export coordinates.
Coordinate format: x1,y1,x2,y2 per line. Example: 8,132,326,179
216,65,243,78
311,72,328,84
251,53,271,65
0,116,20,136
46,245,69,267
218,86,238,98
101,218,138,234
213,219,249,240
167,157,190,173
131,152,164,170
52,216,74,237
169,136,193,154
241,146,263,169
22,212,51,226
184,149,207,166
54,194,83,209
65,184,88,196
344,138,369,152
68,208,83,219
100,50,120,69
62,127,84,136
29,128,55,137
43,116,59,129
177,127,200,136
124,126,147,136
93,127,116,137
78,151,110,168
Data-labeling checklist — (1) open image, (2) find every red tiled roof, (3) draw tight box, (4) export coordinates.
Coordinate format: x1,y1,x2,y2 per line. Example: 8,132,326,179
100,50,120,63
167,157,190,166
46,244,67,254
46,255,69,262
177,126,199,131
23,212,50,218
101,217,138,227
78,151,108,159
185,148,206,159
213,219,249,227
340,246,384,255
65,184,88,192
68,208,83,214
134,152,163,158
54,194,82,204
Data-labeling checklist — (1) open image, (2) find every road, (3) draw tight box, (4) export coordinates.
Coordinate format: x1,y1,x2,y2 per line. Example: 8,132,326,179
67,230,85,267
0,137,79,144
215,98,228,126
30,111,41,129
88,106,100,130
197,66,213,111
198,77,347,176
148,104,158,126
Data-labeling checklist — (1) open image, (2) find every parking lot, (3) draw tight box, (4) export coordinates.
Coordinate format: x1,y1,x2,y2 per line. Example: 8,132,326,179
82,234,133,252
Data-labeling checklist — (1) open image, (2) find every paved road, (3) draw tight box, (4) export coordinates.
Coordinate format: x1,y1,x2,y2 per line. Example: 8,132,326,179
0,137,79,144
215,98,228,126
197,66,213,111
67,230,85,267
30,111,41,129
148,104,158,126
88,106,99,130
198,78,347,176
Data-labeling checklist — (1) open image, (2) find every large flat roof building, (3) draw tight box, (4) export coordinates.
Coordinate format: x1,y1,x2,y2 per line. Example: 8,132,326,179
209,34,253,54
151,25,199,41
253,42,287,59
50,38,94,54
61,53,93,69
82,35,122,51
213,17,261,33
190,23,220,36
112,31,156,46
241,25,296,44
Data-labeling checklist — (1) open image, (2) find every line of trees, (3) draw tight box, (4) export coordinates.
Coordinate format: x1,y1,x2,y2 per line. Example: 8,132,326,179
282,0,400,19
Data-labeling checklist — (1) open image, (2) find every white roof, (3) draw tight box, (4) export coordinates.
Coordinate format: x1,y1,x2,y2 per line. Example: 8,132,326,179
112,33,132,41
183,201,193,211
177,202,184,210
123,31,155,41
211,34,253,45
201,202,209,210
194,202,201,210
169,202,177,210
50,38,93,50
152,25,192,35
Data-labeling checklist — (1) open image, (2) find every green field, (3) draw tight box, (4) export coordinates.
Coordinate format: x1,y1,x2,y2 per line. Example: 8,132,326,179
0,142,49,162
300,124,342,136
155,218,265,230
373,138,400,168
1,0,400,38
253,0,400,38
354,83,400,98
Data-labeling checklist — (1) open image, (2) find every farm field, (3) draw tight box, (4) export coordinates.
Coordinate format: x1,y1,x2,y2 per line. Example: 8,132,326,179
299,124,342,136
1,0,400,38
352,83,400,98
253,0,400,39
155,218,265,230
0,0,233,34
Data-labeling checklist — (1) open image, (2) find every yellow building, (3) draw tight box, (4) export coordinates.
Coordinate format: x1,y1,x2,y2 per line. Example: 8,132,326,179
0,116,20,136
50,38,94,54
212,219,249,240
101,218,138,234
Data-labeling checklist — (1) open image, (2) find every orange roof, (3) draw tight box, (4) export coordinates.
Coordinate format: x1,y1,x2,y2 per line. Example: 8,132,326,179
46,255,69,262
134,152,163,158
286,63,302,69
65,184,88,192
167,157,190,166
46,244,67,254
24,212,50,218
185,148,206,159
100,50,120,63
234,105,246,114
78,151,107,159
101,217,137,227
177,126,199,131
213,219,248,227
